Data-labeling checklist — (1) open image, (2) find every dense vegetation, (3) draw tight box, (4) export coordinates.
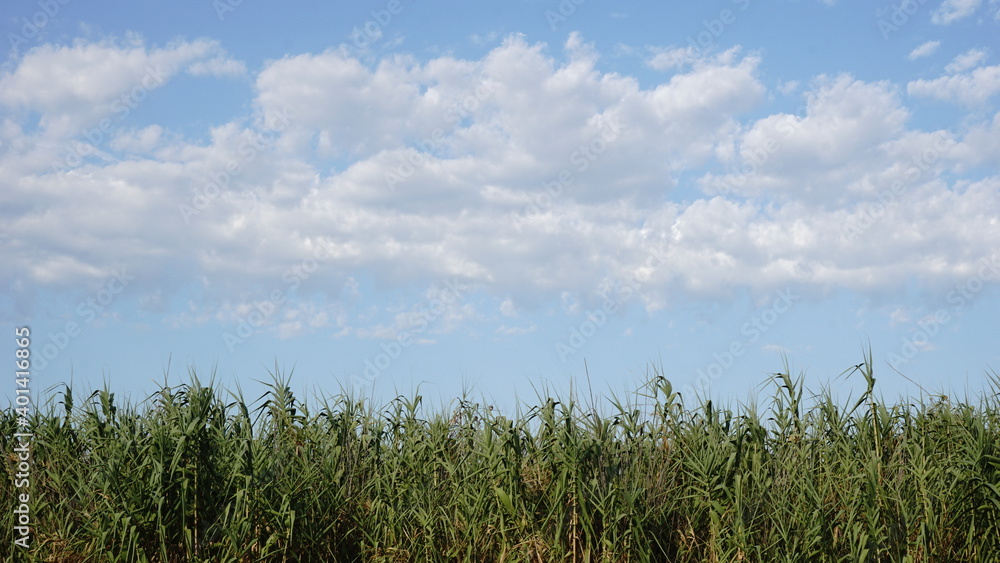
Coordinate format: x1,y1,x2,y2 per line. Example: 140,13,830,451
3,354,1000,562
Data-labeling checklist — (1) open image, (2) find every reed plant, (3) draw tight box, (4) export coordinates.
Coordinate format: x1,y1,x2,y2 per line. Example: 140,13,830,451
3,356,999,561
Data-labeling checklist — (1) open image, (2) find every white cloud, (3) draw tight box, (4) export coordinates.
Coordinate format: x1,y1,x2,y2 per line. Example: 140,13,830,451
0,37,244,139
187,56,247,77
499,297,517,317
777,80,800,95
3,34,1000,336
945,48,989,74
908,41,941,60
701,74,909,201
495,323,537,335
470,31,500,47
949,111,1000,167
647,46,700,70
931,0,982,24
276,303,333,339
889,306,910,327
109,125,164,153
908,61,1000,107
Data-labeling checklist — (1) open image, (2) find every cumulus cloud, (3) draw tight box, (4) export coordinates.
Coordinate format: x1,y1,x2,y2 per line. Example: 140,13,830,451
908,51,1000,107
948,111,1000,167
0,37,244,139
2,33,999,337
931,0,982,24
647,46,700,71
701,74,910,202
945,48,989,74
908,41,941,60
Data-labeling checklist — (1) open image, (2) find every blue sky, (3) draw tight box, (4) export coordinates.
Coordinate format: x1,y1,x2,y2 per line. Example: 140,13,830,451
2,0,999,411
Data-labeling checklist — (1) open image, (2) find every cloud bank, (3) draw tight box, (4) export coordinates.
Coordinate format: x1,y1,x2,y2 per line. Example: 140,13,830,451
2,33,998,338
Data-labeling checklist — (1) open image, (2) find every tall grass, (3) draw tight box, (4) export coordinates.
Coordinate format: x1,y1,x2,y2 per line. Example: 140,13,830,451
3,357,999,562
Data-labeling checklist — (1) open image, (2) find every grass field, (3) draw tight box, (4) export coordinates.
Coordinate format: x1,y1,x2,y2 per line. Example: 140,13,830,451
3,353,1000,562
